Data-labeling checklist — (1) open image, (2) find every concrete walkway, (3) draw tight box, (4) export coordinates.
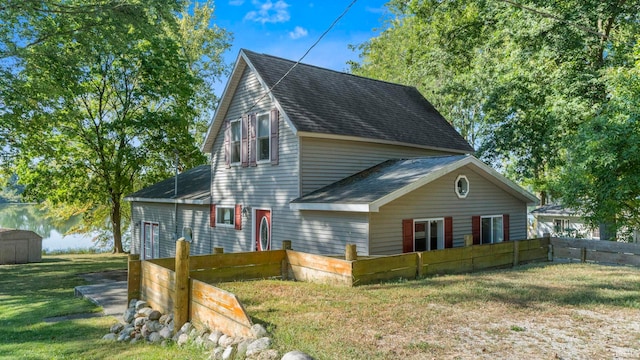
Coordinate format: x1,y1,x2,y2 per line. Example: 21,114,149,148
74,270,128,318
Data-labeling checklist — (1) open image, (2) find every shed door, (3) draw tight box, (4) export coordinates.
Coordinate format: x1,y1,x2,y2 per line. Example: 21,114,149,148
142,222,159,259
255,210,271,251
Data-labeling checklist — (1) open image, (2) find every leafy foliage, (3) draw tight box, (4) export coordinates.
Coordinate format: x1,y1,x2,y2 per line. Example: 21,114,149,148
352,0,640,234
0,0,231,251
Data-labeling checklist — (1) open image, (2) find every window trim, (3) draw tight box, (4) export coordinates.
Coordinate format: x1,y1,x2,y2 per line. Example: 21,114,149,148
413,217,445,251
455,175,469,198
142,221,160,260
230,118,241,165
553,218,570,234
215,206,236,227
480,214,504,244
256,112,271,163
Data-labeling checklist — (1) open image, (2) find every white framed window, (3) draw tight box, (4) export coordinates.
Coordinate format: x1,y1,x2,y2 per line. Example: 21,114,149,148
481,215,503,244
216,206,235,227
142,221,159,259
553,219,570,234
455,175,469,198
230,119,241,164
256,112,270,162
413,218,445,251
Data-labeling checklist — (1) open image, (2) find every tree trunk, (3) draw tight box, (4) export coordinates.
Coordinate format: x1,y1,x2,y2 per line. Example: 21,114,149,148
111,197,124,253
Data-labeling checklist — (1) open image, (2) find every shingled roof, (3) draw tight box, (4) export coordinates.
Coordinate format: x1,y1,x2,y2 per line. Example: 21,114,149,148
291,155,538,212
124,165,210,204
203,49,474,153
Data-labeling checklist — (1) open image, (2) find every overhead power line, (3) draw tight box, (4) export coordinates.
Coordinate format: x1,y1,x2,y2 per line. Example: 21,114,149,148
249,0,358,111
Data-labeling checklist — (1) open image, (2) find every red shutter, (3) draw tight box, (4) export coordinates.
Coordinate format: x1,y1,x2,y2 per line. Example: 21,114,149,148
444,216,453,248
472,216,480,245
235,204,242,230
241,115,249,167
209,204,216,228
223,120,230,168
402,219,414,253
270,109,279,165
503,214,510,242
249,114,257,166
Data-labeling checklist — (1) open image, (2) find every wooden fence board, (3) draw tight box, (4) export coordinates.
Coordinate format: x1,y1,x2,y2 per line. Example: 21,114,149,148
190,262,282,284
473,252,513,270
140,281,174,314
289,264,352,286
420,247,473,264
587,250,640,266
554,246,582,260
286,250,352,275
191,280,252,322
353,267,417,285
148,258,175,270
190,250,286,270
424,259,473,275
473,242,513,257
518,248,548,262
552,238,640,255
352,254,417,277
142,262,176,290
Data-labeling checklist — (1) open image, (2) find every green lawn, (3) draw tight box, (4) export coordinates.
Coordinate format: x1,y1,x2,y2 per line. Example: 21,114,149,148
2,255,640,359
0,254,207,360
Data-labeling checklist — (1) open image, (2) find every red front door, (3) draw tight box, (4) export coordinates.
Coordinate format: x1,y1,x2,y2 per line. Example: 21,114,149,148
255,209,271,251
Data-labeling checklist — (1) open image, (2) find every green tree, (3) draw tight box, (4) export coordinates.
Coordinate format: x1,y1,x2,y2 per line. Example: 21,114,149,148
0,0,231,252
351,0,640,208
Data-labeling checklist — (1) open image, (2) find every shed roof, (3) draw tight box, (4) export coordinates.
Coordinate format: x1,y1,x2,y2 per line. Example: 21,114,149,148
290,155,538,212
124,165,210,205
530,204,578,217
203,49,474,154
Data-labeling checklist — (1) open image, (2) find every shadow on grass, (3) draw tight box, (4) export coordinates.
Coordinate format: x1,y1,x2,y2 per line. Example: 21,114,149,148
362,262,640,309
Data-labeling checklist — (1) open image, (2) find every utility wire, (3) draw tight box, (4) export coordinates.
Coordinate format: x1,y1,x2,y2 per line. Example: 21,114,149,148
249,0,358,111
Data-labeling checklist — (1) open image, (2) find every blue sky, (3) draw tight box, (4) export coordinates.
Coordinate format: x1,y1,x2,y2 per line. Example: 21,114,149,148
211,0,390,96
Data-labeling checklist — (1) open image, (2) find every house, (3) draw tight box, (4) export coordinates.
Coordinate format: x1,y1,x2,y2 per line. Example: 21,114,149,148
124,165,212,258
531,204,639,242
128,49,538,258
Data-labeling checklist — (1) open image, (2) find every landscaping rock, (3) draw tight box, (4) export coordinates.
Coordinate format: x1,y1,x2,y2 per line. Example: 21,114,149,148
159,326,172,340
102,333,117,341
246,337,272,356
211,347,224,360
218,334,233,347
123,308,135,323
222,345,237,360
135,300,149,310
281,351,314,360
236,339,252,358
178,333,189,346
148,332,162,343
110,323,124,334
148,310,162,321
146,320,163,332
134,316,146,328
251,324,268,339
209,330,224,345
256,349,279,359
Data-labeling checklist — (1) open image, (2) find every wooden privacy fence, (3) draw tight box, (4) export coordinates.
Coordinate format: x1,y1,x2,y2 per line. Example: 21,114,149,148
551,237,640,266
128,238,551,337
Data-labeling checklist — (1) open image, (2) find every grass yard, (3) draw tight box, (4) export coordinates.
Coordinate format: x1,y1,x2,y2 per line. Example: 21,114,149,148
1,256,640,359
0,254,207,360
223,262,640,359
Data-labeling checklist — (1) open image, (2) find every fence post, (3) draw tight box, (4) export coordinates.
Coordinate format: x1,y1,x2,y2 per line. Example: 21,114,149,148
543,233,553,261
513,240,520,267
464,234,473,247
345,244,357,261
213,247,224,254
416,252,424,278
174,238,190,333
580,247,587,263
127,254,141,304
281,241,292,280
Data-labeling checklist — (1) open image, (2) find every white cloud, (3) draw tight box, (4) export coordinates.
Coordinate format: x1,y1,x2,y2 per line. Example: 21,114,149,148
229,0,244,5
244,0,290,24
288,26,308,40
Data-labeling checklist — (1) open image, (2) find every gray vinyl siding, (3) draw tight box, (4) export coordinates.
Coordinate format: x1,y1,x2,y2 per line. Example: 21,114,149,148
209,66,301,253
299,137,458,195
130,202,211,258
369,165,528,255
293,211,369,255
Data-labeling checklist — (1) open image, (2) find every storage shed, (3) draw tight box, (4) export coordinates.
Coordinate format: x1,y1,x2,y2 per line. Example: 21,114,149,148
0,228,42,264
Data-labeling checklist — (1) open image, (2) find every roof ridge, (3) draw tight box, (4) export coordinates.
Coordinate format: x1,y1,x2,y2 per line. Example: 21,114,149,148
240,48,422,91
